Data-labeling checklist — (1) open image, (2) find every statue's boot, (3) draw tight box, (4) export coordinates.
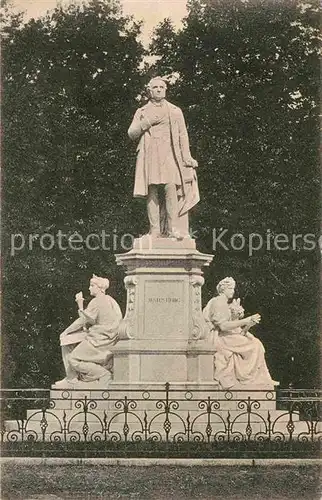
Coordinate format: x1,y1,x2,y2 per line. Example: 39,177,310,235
168,229,184,240
73,370,112,389
53,377,78,389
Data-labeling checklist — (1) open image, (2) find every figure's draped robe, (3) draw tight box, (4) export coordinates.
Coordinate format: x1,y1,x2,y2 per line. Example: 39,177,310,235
59,294,122,381
203,296,274,389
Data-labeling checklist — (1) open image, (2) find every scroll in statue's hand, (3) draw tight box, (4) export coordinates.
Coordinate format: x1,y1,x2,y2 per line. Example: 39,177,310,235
75,291,84,306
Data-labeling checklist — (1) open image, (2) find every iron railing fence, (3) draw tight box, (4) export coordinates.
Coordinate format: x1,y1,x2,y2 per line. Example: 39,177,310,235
1,384,321,458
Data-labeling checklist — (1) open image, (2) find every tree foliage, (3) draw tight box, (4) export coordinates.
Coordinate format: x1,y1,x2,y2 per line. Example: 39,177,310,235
2,0,145,386
2,0,320,387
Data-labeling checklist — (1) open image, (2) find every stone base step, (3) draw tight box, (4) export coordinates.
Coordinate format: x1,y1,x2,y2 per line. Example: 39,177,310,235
48,388,279,412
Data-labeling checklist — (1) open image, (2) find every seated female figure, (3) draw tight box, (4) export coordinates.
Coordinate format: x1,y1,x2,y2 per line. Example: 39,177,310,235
203,277,275,390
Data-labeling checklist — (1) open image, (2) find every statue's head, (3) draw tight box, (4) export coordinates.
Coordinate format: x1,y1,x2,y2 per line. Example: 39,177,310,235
147,76,167,102
216,277,236,299
89,274,110,295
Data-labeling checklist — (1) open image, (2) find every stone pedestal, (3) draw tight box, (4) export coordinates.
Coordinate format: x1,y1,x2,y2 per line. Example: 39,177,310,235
113,236,215,384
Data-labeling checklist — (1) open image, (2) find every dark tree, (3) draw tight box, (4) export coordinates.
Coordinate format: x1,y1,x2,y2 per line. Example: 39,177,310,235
2,0,145,386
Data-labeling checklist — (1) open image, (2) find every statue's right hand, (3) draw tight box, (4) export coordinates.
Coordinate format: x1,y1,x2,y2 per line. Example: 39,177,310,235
141,110,161,127
147,114,162,126
250,313,261,325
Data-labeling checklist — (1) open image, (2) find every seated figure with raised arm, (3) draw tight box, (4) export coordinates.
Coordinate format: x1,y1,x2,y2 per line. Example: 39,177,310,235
54,275,122,389
203,277,275,390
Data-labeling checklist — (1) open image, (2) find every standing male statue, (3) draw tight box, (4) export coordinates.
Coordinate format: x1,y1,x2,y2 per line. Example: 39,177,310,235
128,76,199,239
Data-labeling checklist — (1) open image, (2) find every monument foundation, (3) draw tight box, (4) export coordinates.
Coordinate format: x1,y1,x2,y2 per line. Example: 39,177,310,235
113,236,215,384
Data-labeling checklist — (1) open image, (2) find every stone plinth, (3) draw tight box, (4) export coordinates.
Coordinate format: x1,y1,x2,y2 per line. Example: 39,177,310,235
114,237,214,383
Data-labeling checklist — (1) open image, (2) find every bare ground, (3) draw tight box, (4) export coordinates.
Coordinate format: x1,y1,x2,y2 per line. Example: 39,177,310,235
1,464,321,500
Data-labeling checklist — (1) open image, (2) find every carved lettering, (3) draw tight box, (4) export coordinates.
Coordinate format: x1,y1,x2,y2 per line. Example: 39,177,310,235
144,281,185,338
148,297,180,303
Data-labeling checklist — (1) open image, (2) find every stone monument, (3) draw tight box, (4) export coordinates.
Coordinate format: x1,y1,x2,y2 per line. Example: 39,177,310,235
111,76,215,388
50,76,275,393
6,77,291,443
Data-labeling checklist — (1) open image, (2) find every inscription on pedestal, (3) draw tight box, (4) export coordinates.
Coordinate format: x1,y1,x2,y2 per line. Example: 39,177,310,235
144,280,185,338
148,297,179,303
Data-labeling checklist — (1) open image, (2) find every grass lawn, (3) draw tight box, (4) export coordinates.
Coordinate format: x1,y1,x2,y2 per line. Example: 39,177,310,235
1,464,321,500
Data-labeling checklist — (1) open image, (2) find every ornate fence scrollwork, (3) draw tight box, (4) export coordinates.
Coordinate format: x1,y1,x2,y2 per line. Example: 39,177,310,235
1,386,321,457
